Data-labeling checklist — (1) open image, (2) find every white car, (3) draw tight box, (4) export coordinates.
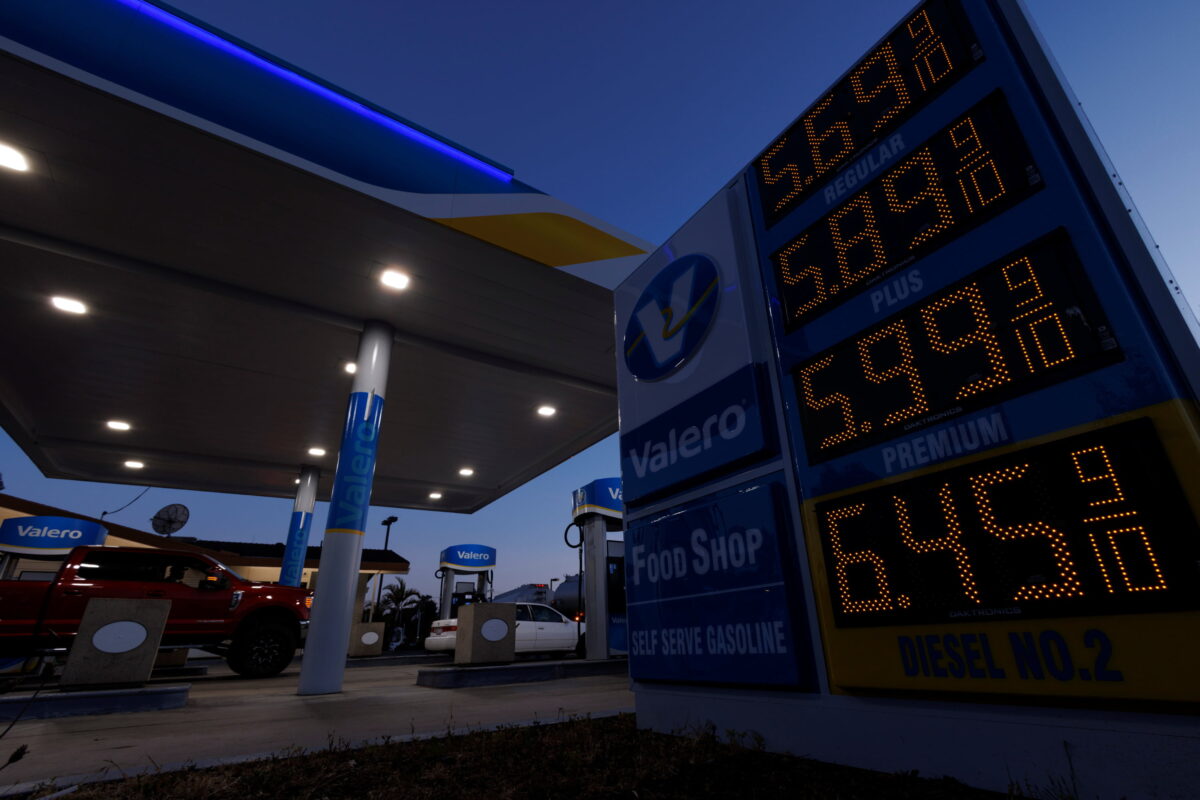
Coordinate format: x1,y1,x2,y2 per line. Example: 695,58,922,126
424,602,583,655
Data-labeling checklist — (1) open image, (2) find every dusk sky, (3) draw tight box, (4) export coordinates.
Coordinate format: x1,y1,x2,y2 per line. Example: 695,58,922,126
2,0,1197,600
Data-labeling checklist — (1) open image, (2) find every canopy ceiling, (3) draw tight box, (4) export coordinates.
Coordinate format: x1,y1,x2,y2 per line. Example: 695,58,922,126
0,39,638,512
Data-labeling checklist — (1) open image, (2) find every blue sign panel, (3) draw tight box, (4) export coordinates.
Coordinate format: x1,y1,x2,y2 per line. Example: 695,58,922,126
615,188,778,512
625,474,815,687
0,516,107,555
439,544,496,572
620,364,773,504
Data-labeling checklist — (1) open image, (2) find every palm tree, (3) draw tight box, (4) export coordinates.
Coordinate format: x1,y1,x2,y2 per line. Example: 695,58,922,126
372,579,419,622
381,580,418,610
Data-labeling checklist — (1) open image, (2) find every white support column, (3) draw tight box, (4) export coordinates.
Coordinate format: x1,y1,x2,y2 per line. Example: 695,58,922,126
439,570,455,619
581,514,610,660
298,320,392,695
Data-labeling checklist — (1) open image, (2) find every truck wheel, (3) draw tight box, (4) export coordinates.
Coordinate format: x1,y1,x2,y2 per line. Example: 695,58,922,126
227,621,296,678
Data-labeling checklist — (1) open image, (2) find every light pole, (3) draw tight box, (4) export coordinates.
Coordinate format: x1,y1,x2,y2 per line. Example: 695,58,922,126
374,515,398,618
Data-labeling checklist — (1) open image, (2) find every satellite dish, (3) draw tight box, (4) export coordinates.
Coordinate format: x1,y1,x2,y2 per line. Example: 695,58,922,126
151,504,190,536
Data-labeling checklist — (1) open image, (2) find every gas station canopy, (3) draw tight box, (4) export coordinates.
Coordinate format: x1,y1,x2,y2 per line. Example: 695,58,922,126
0,1,650,513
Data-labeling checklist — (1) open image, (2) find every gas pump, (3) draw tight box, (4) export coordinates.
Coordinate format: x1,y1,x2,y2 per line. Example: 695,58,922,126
569,478,624,660
435,544,496,618
448,578,486,614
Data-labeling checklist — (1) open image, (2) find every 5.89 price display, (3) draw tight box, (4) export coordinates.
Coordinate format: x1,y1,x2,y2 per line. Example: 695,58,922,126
756,0,979,226
771,92,1042,330
793,231,1121,464
815,418,1200,628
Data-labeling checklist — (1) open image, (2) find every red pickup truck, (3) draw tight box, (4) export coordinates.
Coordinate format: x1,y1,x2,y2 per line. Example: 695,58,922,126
0,545,310,677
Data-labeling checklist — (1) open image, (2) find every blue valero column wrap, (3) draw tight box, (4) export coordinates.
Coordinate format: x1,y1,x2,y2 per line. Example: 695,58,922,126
280,465,320,587
325,392,384,537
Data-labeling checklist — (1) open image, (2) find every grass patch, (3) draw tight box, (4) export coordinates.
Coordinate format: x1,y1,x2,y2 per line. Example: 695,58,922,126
22,714,1007,799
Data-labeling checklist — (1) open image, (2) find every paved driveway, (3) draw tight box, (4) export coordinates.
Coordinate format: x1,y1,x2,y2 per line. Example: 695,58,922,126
0,662,634,793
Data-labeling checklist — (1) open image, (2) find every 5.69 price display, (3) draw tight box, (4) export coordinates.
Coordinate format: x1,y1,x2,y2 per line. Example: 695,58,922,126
756,0,979,226
793,231,1121,464
815,418,1200,628
772,92,1042,330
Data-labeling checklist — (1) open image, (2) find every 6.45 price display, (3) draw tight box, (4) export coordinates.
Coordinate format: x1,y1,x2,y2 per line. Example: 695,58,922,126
793,231,1121,464
815,418,1200,628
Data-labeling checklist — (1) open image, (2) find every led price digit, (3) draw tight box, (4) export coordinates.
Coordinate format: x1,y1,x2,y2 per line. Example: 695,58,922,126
825,503,898,613
969,463,1083,600
918,283,1012,400
1072,445,1167,594
895,487,980,604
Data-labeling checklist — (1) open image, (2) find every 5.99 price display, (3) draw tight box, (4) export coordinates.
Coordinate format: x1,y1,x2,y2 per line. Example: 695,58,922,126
815,418,1200,628
771,92,1042,330
756,0,979,226
793,231,1121,464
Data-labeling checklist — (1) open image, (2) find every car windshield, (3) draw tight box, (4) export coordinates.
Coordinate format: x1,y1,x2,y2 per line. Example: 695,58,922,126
209,558,245,582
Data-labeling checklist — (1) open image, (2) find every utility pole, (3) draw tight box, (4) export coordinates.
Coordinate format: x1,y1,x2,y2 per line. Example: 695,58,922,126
374,515,398,618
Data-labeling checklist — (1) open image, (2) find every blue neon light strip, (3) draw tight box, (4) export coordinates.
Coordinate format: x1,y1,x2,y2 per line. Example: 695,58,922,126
113,0,514,183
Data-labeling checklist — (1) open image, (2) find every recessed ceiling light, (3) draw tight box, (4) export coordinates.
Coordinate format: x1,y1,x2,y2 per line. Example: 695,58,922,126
50,296,87,314
537,405,557,417
294,478,301,485
0,143,29,172
124,460,144,469
344,362,357,374
380,269,410,290
308,447,327,457
428,492,443,500
106,420,132,431
458,467,474,477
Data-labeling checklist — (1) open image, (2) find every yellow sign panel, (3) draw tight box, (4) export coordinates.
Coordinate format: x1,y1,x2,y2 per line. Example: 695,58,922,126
805,401,1200,702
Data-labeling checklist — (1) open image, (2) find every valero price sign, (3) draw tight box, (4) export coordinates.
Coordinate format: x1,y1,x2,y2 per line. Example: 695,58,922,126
745,0,1200,703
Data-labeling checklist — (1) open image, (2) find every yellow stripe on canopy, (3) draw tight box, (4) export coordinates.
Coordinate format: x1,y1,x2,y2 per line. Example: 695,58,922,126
436,212,646,267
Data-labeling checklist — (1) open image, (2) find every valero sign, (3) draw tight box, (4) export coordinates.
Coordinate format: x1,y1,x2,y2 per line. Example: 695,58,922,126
438,544,496,572
571,477,623,524
623,254,720,381
0,516,107,555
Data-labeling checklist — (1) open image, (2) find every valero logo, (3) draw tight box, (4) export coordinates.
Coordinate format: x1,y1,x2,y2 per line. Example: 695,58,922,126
439,544,497,572
0,515,107,555
624,254,720,381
